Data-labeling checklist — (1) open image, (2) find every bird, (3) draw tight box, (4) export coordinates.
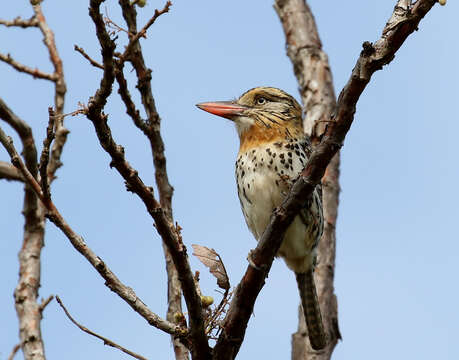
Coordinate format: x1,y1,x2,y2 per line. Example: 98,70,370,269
196,87,326,350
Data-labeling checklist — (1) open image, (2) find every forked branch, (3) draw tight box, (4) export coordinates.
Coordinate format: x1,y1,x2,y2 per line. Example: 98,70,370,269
0,124,186,338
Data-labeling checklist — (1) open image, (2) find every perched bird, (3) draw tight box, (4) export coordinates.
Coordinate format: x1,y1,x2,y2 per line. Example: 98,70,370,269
196,87,326,350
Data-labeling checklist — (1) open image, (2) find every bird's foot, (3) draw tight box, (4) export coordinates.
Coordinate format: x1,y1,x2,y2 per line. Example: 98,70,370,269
247,250,267,272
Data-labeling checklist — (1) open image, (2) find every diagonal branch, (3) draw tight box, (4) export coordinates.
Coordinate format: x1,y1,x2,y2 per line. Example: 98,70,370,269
56,296,148,360
119,1,172,62
0,52,57,81
0,16,39,28
274,0,341,358
116,2,188,359
74,45,104,69
38,108,55,202
31,1,69,179
0,124,185,338
212,0,439,358
0,161,24,181
86,1,208,357
0,98,45,360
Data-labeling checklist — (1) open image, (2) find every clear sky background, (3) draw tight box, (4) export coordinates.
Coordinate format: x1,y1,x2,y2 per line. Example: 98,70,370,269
1,1,458,359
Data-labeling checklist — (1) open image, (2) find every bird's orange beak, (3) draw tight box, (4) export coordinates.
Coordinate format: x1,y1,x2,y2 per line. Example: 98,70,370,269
196,101,248,120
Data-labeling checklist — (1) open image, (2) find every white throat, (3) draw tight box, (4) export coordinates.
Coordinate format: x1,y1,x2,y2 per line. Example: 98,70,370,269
234,116,254,138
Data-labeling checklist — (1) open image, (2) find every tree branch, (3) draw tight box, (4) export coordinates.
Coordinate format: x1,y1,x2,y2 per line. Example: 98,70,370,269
38,108,55,202
119,1,172,62
31,1,69,178
212,1,439,358
0,98,46,360
0,52,57,81
74,44,104,69
0,16,39,28
0,124,185,338
0,161,24,181
56,296,148,360
2,3,68,360
116,2,196,358
274,0,341,358
7,344,21,360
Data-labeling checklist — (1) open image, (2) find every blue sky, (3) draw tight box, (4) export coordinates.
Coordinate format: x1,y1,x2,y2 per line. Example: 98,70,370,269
1,1,458,359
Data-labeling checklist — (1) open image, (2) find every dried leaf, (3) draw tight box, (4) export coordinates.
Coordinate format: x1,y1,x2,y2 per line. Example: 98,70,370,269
192,244,230,290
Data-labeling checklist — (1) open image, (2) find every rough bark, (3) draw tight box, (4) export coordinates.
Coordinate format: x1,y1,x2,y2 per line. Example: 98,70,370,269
0,97,46,360
274,1,341,359
116,2,186,358
86,2,210,357
1,1,68,358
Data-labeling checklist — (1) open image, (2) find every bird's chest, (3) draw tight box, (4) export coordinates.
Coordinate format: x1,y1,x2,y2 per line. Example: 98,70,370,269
235,141,308,240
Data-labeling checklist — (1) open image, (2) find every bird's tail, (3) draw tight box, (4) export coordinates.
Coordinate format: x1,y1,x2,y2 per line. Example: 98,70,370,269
295,270,327,350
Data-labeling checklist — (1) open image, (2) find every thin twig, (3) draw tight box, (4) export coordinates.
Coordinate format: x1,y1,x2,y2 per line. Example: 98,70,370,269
7,344,21,360
115,61,148,133
104,12,131,37
1,95,43,360
74,45,104,69
38,108,55,202
0,53,57,81
0,124,185,337
56,296,148,360
39,295,54,313
0,16,39,28
119,1,172,62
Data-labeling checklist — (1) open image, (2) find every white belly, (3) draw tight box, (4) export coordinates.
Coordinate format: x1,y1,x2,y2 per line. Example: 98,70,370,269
235,141,322,273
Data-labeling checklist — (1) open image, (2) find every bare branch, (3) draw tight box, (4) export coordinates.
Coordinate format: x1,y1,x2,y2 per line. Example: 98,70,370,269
7,344,21,360
2,4,68,360
88,1,206,357
0,99,46,360
0,52,57,81
56,296,148,360
38,108,55,202
7,295,53,360
117,1,192,358
212,0,439,358
0,97,38,176
0,16,38,28
31,1,66,113
0,124,185,338
274,0,341,358
115,61,149,133
39,295,54,312
0,161,24,181
119,1,172,62
74,44,104,69
31,1,69,180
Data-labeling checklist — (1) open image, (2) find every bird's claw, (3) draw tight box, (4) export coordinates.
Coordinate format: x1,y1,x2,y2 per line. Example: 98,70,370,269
247,250,267,272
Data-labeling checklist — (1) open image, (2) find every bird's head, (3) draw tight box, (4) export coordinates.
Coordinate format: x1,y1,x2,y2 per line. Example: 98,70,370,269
197,87,304,152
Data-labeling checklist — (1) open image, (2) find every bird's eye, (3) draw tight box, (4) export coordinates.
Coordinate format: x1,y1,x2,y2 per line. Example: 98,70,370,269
257,97,267,105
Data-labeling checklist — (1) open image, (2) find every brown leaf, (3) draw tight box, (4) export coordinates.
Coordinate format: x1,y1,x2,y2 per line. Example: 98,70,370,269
192,244,230,290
